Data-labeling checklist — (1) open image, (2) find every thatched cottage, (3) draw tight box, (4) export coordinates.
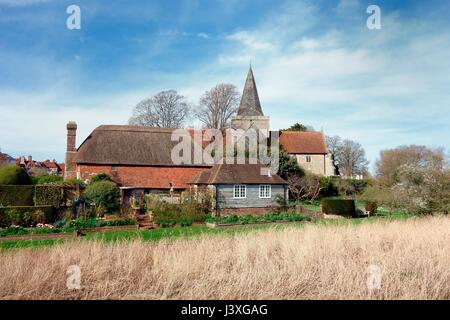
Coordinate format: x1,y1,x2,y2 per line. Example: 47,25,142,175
64,66,334,213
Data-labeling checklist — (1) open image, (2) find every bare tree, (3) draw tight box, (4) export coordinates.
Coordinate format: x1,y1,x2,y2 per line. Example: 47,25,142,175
326,136,368,178
196,84,239,129
375,145,445,186
129,90,190,128
287,173,322,202
338,139,369,178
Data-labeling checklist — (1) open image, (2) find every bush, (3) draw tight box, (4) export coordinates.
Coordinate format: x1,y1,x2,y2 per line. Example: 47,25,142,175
35,175,64,185
320,176,339,197
84,181,120,214
365,201,378,214
335,179,370,197
0,185,34,206
89,173,113,184
152,202,205,227
34,185,62,207
0,165,31,185
0,206,55,227
321,199,355,217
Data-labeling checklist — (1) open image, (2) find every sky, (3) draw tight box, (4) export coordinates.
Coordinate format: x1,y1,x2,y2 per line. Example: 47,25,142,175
0,0,449,172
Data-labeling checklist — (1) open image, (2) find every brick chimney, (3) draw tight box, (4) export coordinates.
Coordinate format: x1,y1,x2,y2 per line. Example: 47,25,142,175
64,121,78,179
27,155,32,163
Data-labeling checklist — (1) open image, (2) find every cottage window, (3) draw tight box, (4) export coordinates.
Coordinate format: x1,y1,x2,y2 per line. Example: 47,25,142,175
111,166,117,171
306,155,312,163
233,185,246,198
259,185,271,198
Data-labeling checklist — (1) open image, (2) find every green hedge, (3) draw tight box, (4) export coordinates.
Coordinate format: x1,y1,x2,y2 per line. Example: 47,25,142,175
321,199,355,217
153,202,206,227
34,185,63,207
0,185,34,206
0,206,56,227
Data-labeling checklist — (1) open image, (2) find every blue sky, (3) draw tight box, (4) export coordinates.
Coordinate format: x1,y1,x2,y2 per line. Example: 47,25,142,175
0,0,449,171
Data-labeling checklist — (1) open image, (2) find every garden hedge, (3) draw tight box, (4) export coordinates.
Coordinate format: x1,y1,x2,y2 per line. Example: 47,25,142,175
0,185,34,206
0,205,56,227
34,185,63,207
321,199,355,217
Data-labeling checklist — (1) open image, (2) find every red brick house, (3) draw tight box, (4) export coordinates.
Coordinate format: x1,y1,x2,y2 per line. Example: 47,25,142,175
65,124,211,199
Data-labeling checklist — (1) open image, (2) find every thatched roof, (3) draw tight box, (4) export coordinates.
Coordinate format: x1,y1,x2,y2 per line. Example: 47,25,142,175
191,163,287,185
74,125,209,166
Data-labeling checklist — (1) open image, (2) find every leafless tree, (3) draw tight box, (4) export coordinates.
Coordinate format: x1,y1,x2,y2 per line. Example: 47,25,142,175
196,84,240,129
375,145,445,186
287,173,322,202
326,136,368,178
129,90,190,128
338,139,369,178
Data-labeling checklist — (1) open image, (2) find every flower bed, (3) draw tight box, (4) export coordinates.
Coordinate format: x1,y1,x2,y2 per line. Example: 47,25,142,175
0,217,136,238
205,212,309,227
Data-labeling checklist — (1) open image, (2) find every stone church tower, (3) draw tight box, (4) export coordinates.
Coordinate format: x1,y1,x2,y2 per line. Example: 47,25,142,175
231,66,270,131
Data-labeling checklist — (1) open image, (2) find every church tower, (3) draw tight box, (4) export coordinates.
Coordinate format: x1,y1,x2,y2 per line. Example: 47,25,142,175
231,66,270,131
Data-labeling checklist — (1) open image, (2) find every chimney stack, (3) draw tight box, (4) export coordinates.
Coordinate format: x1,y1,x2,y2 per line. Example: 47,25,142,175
28,155,32,163
64,121,78,180
66,121,77,152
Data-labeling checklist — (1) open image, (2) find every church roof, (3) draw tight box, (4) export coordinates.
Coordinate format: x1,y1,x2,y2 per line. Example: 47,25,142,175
279,131,328,154
237,66,264,116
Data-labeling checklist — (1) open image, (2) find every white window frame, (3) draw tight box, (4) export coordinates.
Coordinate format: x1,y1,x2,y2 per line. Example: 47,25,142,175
259,185,271,198
233,184,246,199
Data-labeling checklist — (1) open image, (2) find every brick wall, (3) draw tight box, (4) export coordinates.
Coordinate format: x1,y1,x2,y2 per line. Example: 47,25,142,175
217,207,274,216
77,164,210,189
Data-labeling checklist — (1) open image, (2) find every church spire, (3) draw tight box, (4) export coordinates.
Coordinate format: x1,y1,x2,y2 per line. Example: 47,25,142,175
237,65,264,116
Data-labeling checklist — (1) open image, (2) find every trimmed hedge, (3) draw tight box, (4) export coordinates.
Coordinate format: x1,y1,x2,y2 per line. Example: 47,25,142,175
321,199,355,217
153,202,206,227
34,185,63,207
0,205,56,227
0,185,34,206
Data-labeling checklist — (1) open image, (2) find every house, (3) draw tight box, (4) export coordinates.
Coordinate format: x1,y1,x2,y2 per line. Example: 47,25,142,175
0,152,15,167
191,163,288,215
64,66,333,209
279,131,336,176
66,125,211,201
16,155,64,176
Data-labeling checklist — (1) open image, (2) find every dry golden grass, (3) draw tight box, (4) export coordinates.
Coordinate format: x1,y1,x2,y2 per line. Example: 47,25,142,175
1,216,449,300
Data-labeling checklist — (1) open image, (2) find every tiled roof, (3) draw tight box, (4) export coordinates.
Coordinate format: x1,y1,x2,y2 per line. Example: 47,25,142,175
191,163,287,185
279,131,328,154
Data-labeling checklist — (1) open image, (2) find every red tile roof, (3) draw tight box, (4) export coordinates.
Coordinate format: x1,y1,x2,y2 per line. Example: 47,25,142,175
279,131,328,154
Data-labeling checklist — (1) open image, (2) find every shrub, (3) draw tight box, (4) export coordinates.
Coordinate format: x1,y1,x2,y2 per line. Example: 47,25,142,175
321,199,355,217
84,181,120,214
89,173,113,184
34,185,62,207
35,175,63,185
365,201,378,214
0,206,56,227
0,185,34,206
152,202,206,227
0,165,31,185
320,176,339,197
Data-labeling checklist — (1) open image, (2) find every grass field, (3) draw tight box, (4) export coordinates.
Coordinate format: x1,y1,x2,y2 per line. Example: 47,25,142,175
0,211,408,251
1,215,449,300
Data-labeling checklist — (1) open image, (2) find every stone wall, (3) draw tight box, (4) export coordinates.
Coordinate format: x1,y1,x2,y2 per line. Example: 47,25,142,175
294,154,335,176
